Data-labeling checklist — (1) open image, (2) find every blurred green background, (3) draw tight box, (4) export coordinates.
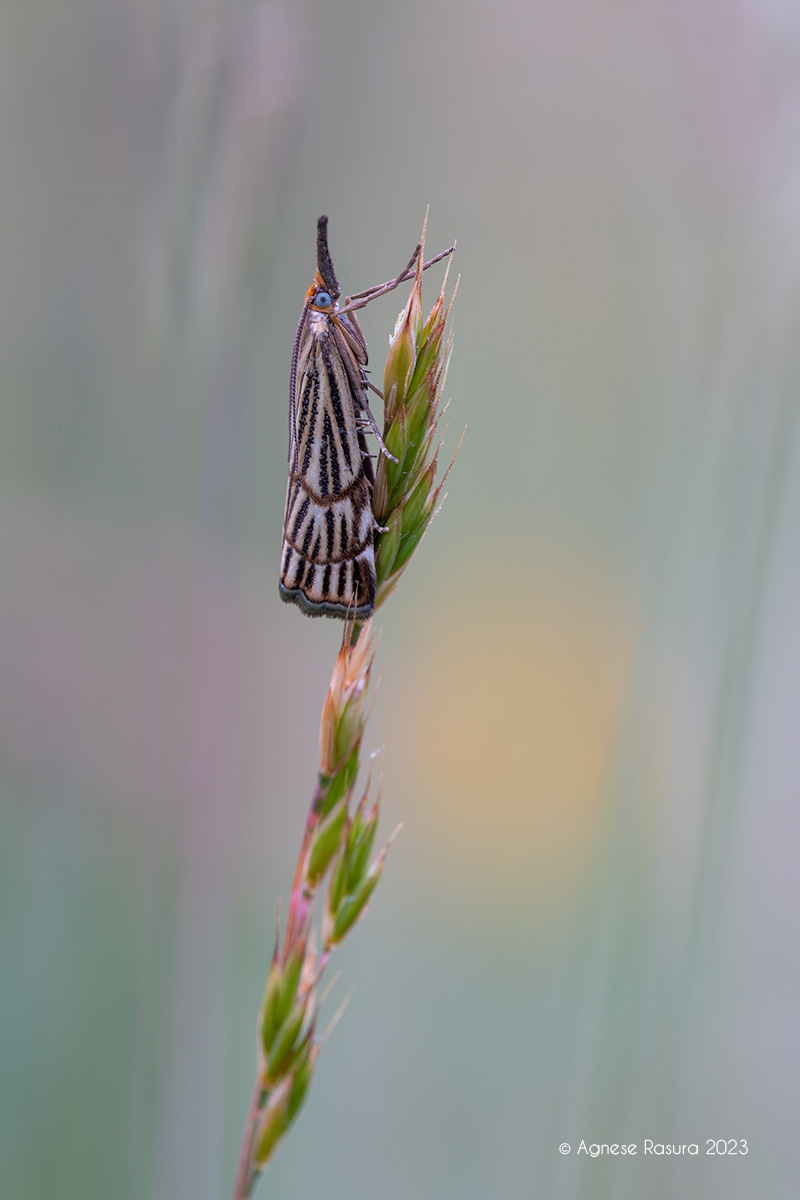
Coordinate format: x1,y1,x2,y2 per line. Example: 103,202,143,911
1,2,798,1198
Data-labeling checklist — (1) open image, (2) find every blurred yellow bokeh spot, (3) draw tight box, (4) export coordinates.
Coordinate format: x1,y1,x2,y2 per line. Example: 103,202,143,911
397,561,635,911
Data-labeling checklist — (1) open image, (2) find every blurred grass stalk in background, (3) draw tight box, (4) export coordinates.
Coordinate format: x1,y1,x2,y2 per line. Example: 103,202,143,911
233,239,458,1197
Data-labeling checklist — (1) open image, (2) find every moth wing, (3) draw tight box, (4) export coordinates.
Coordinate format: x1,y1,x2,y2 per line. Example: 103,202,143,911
281,317,376,619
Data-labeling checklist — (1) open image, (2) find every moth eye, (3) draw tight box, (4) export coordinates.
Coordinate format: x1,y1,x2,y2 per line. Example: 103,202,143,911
315,291,332,308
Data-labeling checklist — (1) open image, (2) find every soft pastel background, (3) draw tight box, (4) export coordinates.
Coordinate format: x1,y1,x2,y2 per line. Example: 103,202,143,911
1,2,798,1198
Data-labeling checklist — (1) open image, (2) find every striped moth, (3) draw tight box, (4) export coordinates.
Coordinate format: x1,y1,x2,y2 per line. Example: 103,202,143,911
280,216,453,619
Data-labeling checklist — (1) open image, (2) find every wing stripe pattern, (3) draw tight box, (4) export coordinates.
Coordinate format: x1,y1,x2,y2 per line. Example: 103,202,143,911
280,309,376,619
297,369,315,477
321,343,353,473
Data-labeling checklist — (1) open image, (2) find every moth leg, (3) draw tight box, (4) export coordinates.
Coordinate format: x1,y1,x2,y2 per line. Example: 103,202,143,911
366,379,385,400
356,389,398,463
336,244,454,316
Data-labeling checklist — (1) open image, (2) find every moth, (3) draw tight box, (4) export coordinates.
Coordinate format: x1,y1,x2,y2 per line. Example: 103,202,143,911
280,215,452,619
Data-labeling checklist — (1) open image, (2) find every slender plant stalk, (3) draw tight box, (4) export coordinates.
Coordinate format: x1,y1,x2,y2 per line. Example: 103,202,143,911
233,223,459,1198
